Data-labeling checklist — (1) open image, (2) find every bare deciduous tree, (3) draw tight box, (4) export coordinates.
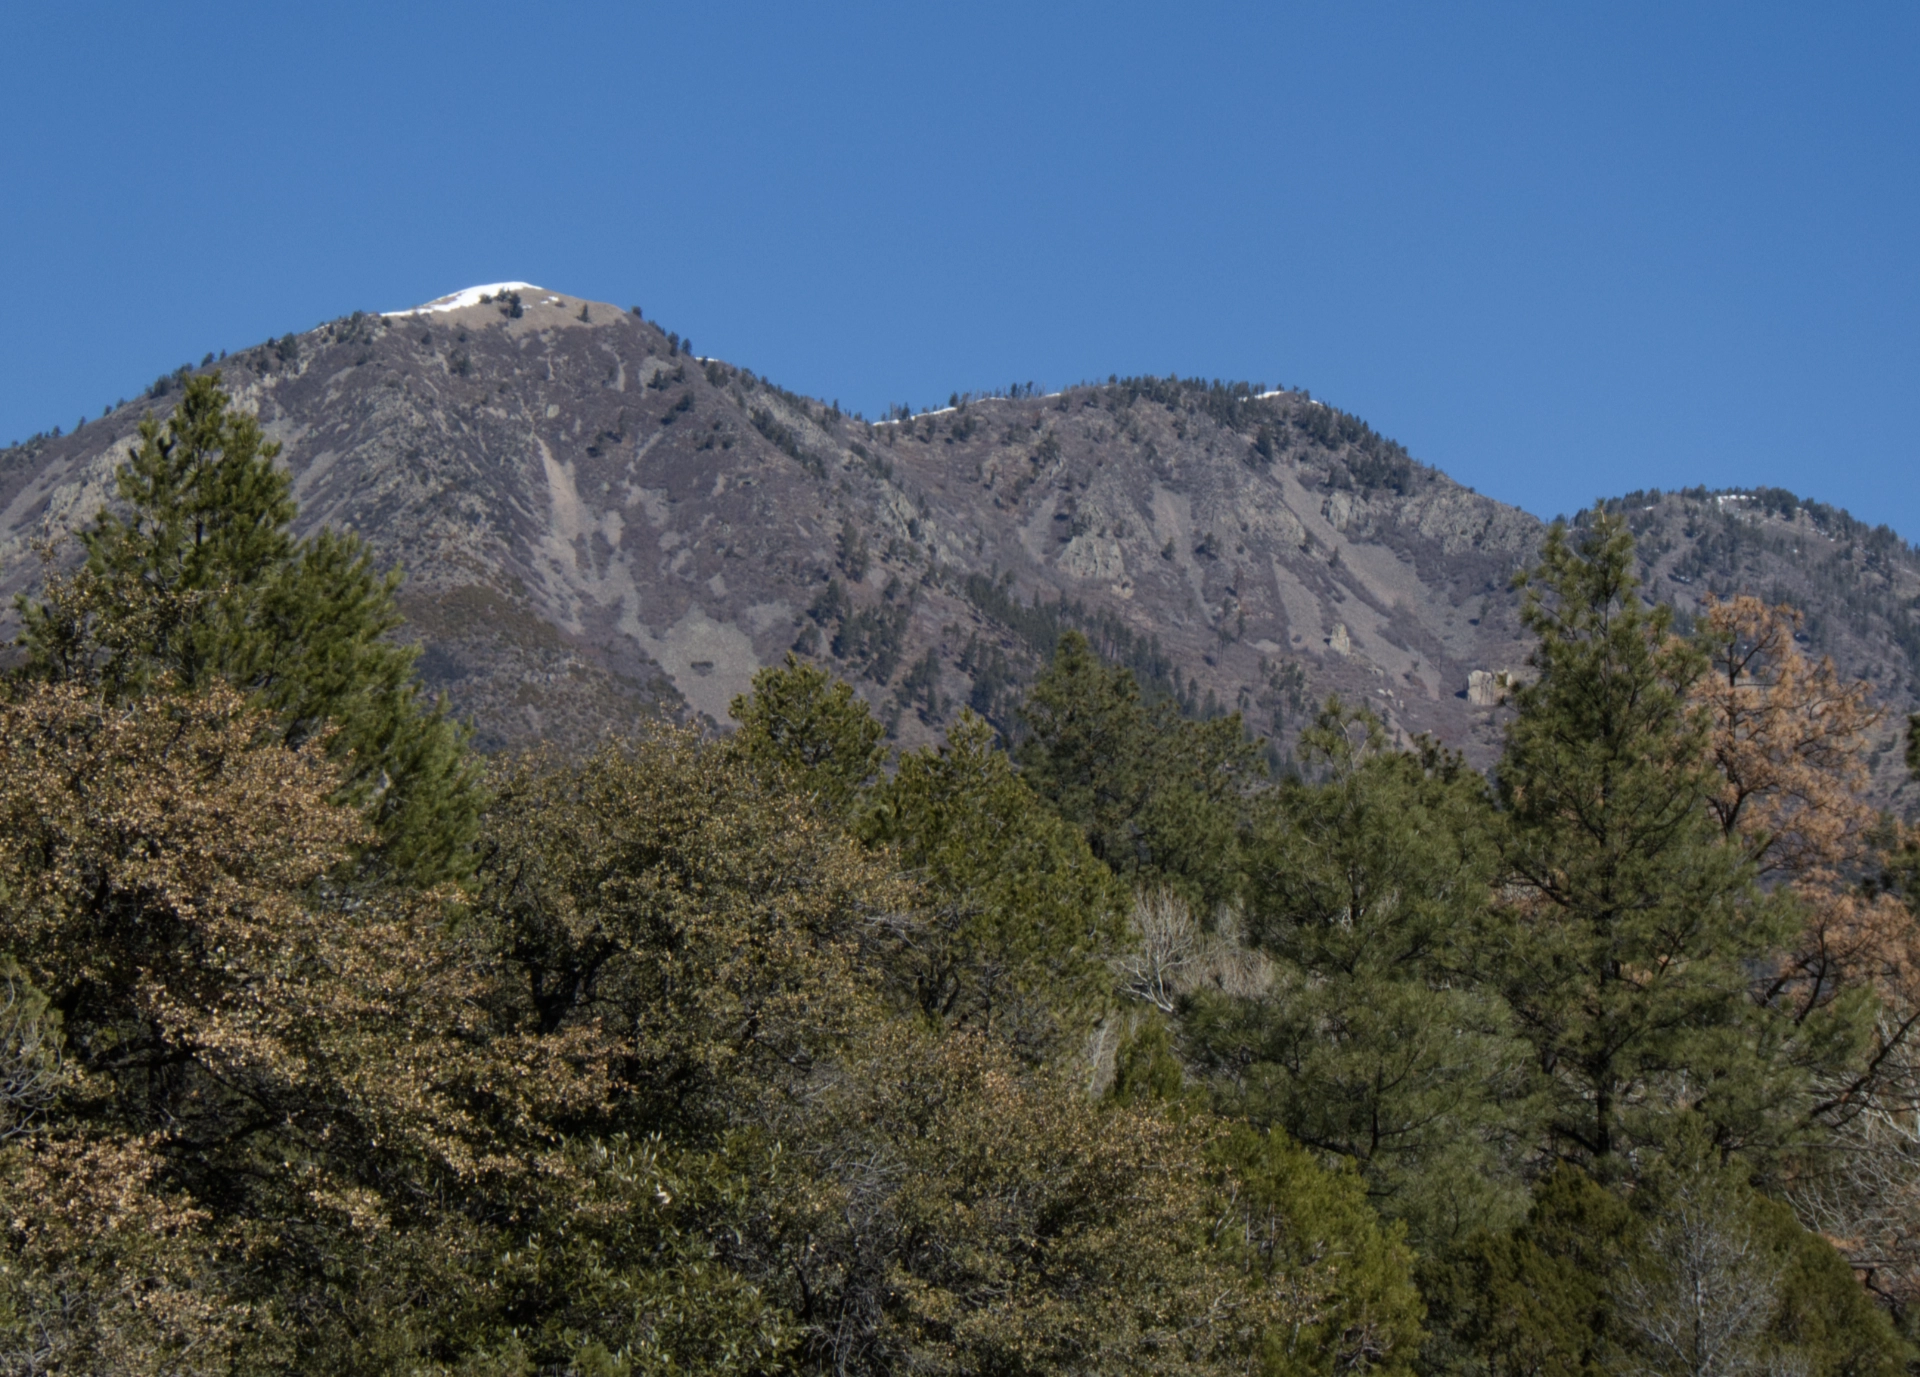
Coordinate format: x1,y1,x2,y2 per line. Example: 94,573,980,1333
1116,888,1271,1014
0,965,60,1141
1116,887,1199,1012
1613,1179,1783,1377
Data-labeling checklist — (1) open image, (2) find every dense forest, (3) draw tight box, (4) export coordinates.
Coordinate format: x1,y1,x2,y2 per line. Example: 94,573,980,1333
5,378,1920,1375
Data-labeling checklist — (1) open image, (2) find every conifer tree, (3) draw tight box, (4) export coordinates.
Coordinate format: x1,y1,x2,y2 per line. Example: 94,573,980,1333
865,711,1125,1059
1018,630,1260,915
1189,699,1537,1252
729,651,887,820
15,374,480,883
1428,1150,1907,1375
1691,595,1893,1126
1212,1123,1425,1376
1489,514,1814,1171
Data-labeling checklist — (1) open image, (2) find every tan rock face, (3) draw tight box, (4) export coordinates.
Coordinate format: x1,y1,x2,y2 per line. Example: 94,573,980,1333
1466,669,1504,707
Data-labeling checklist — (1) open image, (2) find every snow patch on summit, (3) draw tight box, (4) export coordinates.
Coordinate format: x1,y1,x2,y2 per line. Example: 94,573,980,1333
383,283,542,317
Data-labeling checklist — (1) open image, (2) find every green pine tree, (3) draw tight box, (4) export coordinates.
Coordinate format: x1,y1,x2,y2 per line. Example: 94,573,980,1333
865,711,1126,1060
1187,699,1539,1254
728,651,887,820
1017,630,1260,916
1488,513,1834,1172
16,374,480,884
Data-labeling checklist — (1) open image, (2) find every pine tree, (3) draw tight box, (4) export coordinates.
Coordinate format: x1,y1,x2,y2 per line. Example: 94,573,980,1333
1187,699,1538,1253
728,652,886,820
1489,514,1809,1171
1017,630,1260,916
864,711,1125,1059
15,374,480,884
1691,594,1890,1122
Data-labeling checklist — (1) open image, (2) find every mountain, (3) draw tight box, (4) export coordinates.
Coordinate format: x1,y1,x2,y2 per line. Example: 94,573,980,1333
3,283,1917,805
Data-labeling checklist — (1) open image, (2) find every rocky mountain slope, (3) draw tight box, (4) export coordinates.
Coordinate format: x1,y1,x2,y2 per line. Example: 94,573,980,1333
3,283,1916,804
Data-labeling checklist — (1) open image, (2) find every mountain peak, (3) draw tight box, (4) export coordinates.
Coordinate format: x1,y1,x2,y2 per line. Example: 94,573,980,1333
382,282,548,317
3,295,1916,810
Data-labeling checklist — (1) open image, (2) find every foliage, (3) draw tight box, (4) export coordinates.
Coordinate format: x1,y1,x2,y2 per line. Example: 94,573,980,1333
729,651,887,819
864,711,1126,1058
1018,629,1262,916
471,728,906,1138
14,374,480,883
0,477,1911,1371
456,1131,807,1375
1212,1124,1425,1377
1693,596,1901,1116
1488,513,1823,1169
783,1024,1422,1377
1425,1155,1907,1377
0,1133,236,1375
1188,700,1538,1254
1622,1162,1906,1377
1696,595,1885,887
1421,1164,1638,1377
0,679,519,1371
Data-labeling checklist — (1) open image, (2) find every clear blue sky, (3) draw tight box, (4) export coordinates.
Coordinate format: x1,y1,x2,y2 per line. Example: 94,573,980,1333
4,4,1916,537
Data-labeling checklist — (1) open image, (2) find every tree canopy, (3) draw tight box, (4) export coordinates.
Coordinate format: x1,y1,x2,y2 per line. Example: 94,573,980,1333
1018,628,1261,916
1489,514,1843,1170
15,374,480,882
1187,700,1537,1253
0,448,1912,1371
865,710,1126,1059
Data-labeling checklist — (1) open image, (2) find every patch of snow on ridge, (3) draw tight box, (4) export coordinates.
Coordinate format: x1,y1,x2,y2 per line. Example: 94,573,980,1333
383,283,542,317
